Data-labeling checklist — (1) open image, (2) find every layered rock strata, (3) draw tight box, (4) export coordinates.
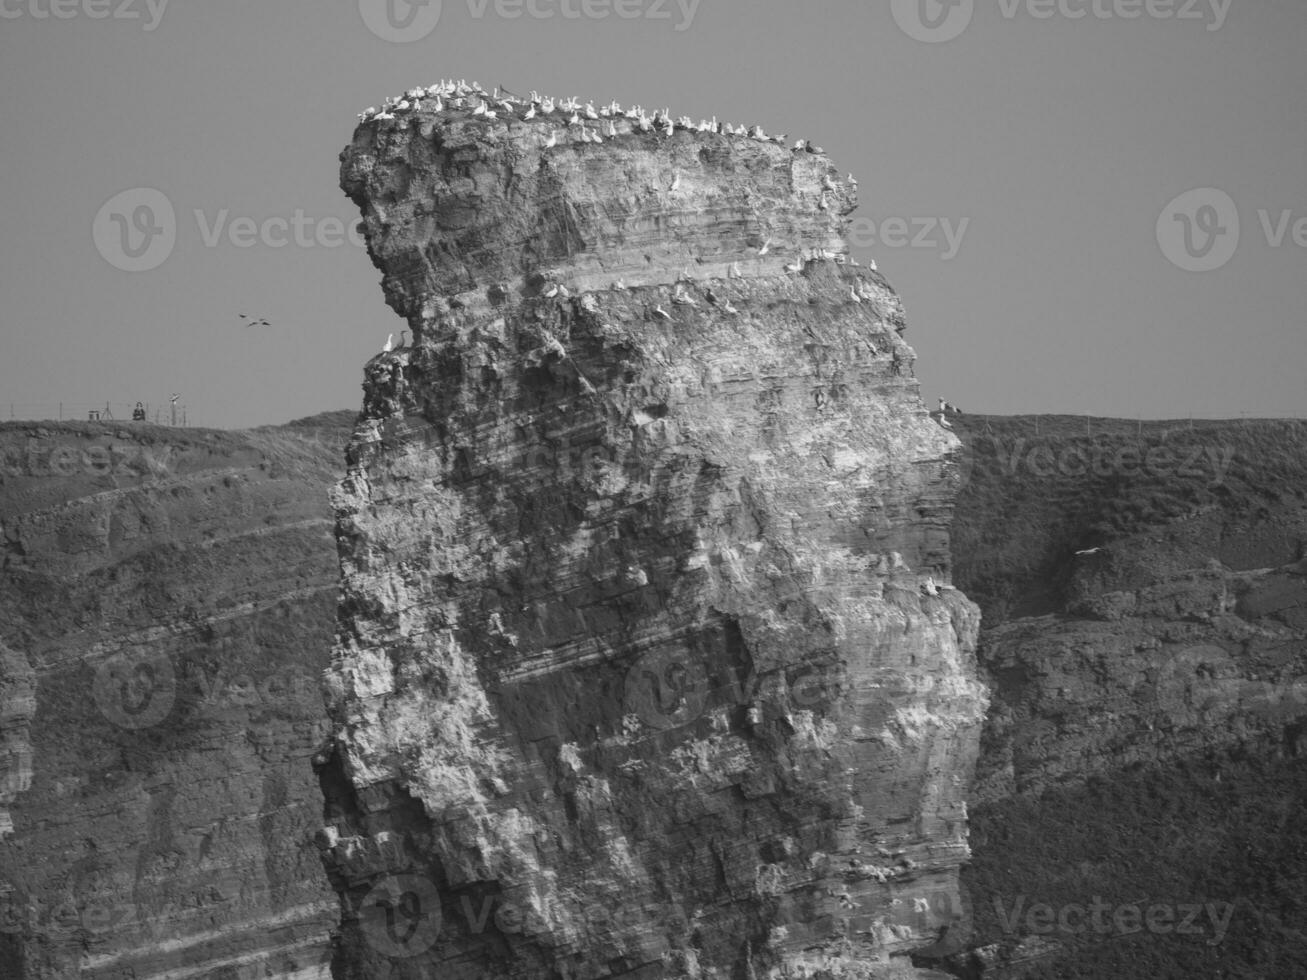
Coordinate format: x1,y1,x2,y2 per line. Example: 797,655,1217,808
320,84,988,979
0,417,349,980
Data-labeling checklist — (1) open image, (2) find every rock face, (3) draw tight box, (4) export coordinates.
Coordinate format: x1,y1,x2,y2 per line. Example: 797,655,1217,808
948,417,1307,803
0,417,350,980
940,416,1307,977
320,88,988,978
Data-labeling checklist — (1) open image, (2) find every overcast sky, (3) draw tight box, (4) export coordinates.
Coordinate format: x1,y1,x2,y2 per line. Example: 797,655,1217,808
1,0,1302,428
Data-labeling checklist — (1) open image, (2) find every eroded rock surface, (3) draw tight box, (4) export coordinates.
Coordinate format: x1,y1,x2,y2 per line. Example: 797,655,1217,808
0,417,349,980
320,87,987,979
940,416,1307,978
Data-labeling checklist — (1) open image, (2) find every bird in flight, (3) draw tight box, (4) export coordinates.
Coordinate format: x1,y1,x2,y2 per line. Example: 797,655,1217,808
239,314,272,327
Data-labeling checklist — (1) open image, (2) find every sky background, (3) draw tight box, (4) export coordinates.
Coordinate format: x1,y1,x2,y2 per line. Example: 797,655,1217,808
0,0,1303,429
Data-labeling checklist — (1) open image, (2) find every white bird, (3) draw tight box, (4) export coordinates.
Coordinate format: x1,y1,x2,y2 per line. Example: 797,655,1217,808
850,287,863,304
922,577,939,597
544,130,558,148
784,259,803,273
822,173,836,190
585,102,599,119
672,285,697,306
472,100,487,116
544,284,559,298
568,111,581,125
849,173,858,186
723,301,739,315
1075,547,1104,556
729,261,743,278
524,104,536,120
938,416,953,430
758,238,772,256
869,259,878,271
606,119,617,138
669,172,680,191
396,100,410,111
653,305,672,320
613,278,627,290
383,333,394,352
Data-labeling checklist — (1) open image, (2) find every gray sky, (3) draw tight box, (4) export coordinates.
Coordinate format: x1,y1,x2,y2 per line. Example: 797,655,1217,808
1,0,1303,428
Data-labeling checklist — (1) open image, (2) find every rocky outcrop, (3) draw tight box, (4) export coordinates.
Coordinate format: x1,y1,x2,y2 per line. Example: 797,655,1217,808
320,85,987,979
0,415,350,980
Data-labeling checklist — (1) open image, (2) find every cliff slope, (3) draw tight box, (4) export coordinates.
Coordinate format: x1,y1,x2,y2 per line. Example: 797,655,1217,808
0,413,351,980
937,414,1307,979
317,83,988,979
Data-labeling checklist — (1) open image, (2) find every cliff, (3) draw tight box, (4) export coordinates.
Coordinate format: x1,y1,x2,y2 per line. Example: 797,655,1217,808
936,415,1307,979
318,82,988,979
0,415,351,980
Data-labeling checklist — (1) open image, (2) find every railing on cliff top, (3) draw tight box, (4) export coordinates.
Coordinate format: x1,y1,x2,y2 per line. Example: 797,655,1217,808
4,402,190,426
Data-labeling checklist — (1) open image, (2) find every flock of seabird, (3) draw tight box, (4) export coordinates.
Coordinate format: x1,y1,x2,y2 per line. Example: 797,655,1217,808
357,79,839,158
361,80,887,353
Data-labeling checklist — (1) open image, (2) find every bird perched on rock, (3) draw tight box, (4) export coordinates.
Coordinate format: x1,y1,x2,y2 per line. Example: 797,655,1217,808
850,287,863,304
653,305,672,320
723,300,739,315
383,333,394,352
922,576,939,597
758,238,772,256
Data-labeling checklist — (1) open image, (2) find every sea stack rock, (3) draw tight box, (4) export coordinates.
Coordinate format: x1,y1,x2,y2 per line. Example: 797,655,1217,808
322,83,989,979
